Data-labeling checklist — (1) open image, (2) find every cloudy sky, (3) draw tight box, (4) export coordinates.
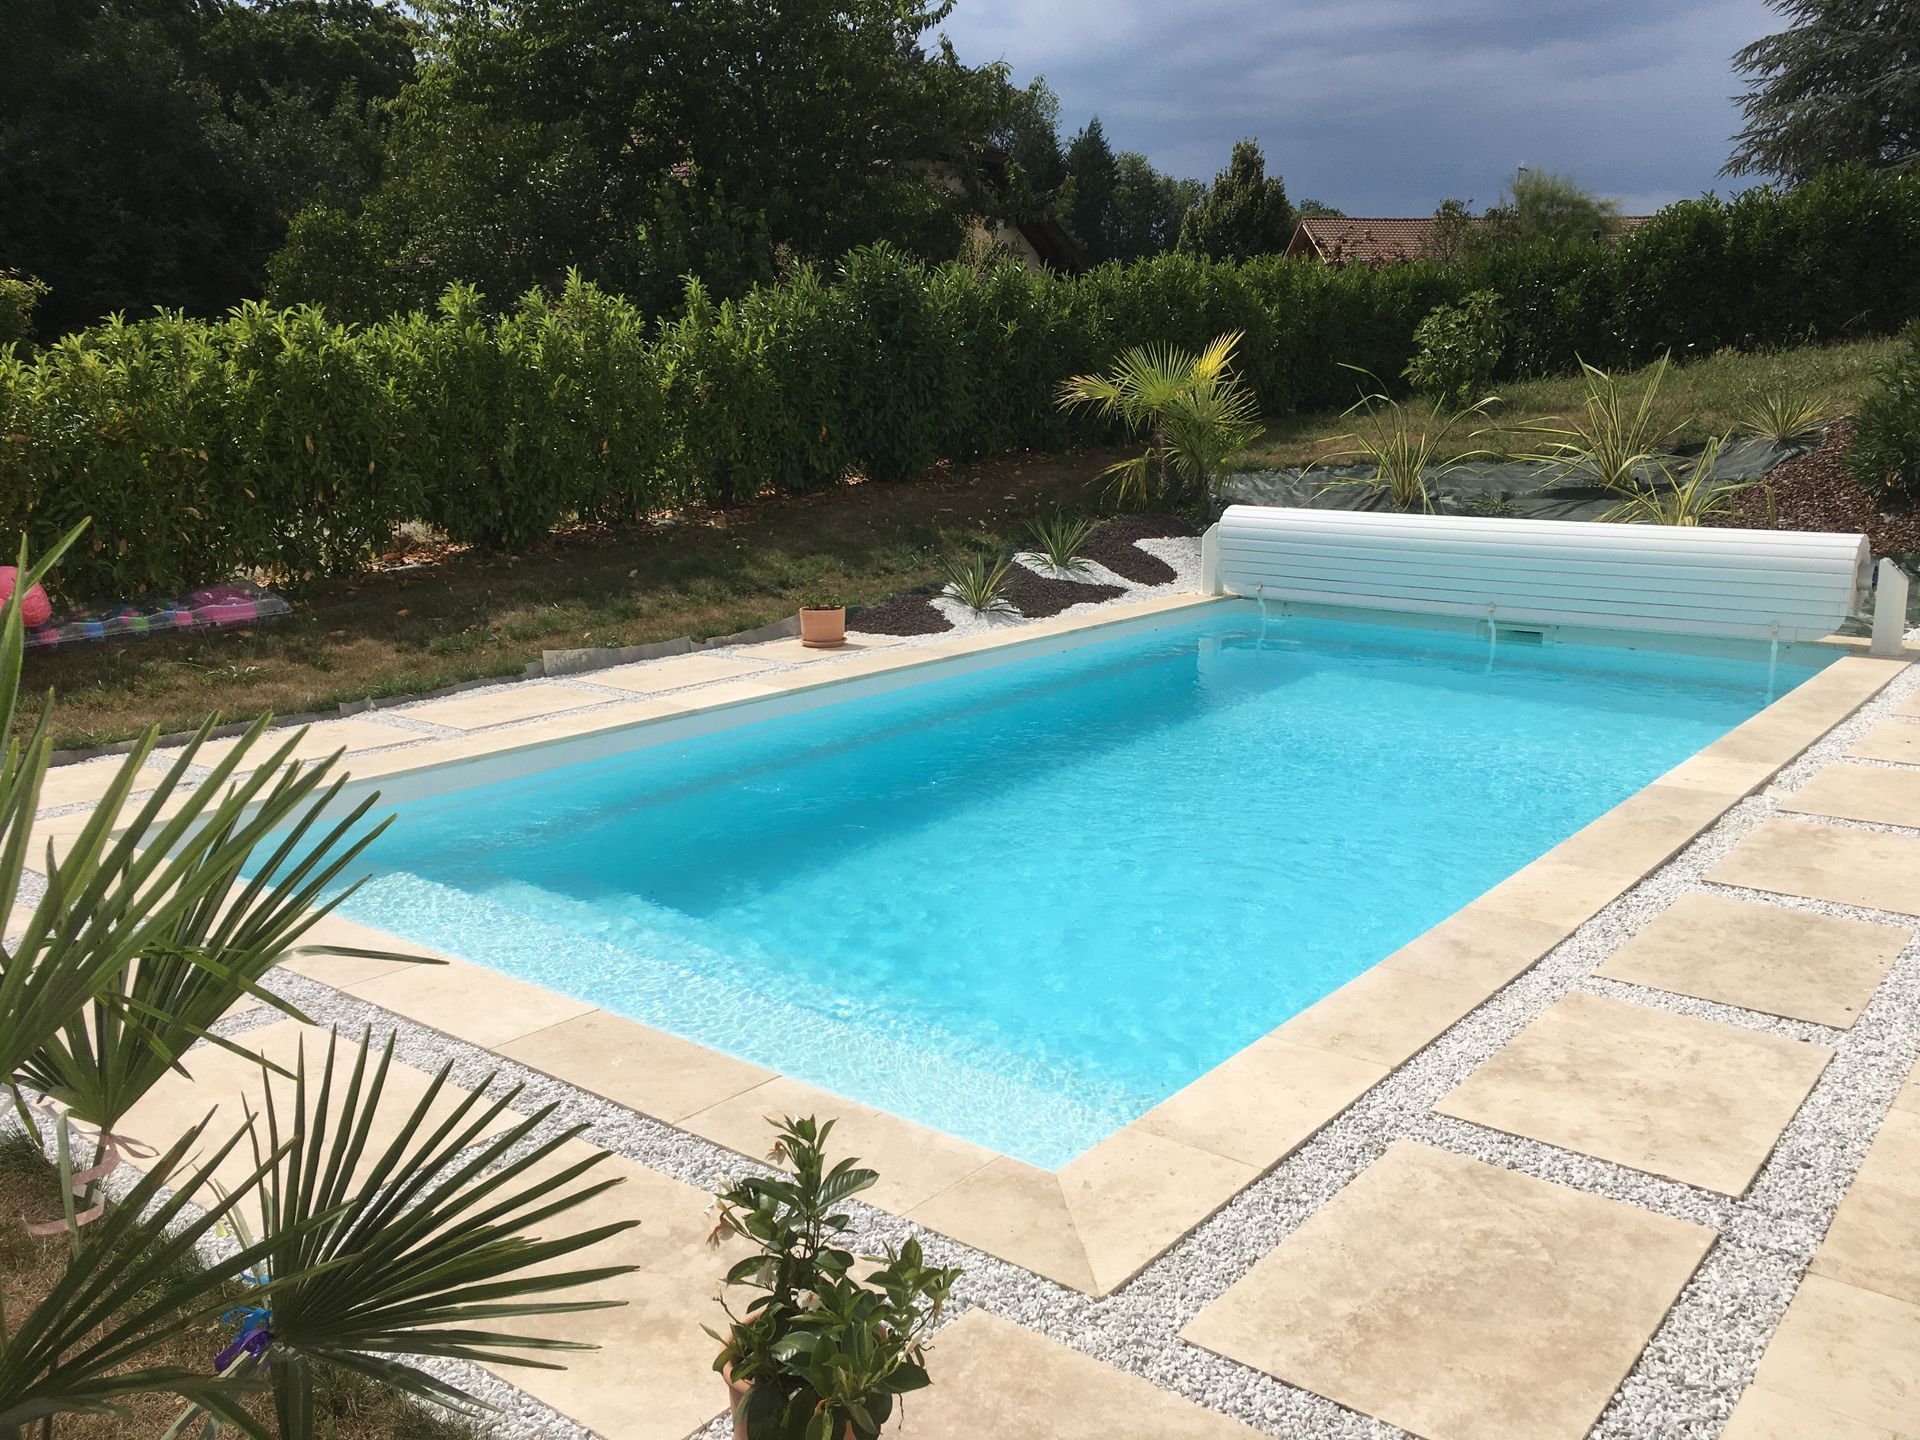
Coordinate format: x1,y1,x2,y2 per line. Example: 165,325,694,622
937,0,1783,215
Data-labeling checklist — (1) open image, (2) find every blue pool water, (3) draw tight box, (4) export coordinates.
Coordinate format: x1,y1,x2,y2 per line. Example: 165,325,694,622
312,610,1823,1166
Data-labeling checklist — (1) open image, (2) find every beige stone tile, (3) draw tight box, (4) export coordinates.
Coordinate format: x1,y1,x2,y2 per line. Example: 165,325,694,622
33,756,153,812
1135,1033,1385,1168
179,716,418,772
399,684,604,730
1436,992,1831,1195
1594,892,1906,1028
1721,1384,1900,1440
1180,1141,1715,1440
907,1156,1095,1293
1707,819,1920,916
660,677,791,709
1273,965,1486,1068
579,651,773,693
1057,1127,1256,1295
732,634,903,666
1851,720,1920,766
896,1310,1259,1439
1855,1107,1920,1199
1812,1181,1920,1308
1900,692,1920,719
680,1075,997,1215
1379,906,1571,992
282,910,451,988
1470,858,1639,938
1651,751,1776,800
1783,764,1920,829
498,1010,773,1124
483,696,687,747
1546,782,1738,877
1897,1060,1920,1117
346,956,595,1048
1754,1274,1920,1434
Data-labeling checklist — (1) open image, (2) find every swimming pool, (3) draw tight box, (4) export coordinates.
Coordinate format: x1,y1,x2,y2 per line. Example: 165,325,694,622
308,608,1827,1166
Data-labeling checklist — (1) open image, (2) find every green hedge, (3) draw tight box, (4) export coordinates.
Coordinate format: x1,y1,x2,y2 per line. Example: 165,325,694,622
5,165,1920,598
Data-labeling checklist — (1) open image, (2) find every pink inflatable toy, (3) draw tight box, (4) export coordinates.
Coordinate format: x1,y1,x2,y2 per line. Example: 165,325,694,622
0,566,52,628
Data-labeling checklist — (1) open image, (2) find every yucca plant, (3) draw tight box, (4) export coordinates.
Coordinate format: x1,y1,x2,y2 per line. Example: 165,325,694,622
225,1029,639,1439
1319,380,1500,513
1522,354,1683,492
1025,512,1096,574
1057,331,1263,508
1601,436,1746,526
939,553,1016,616
0,1117,311,1440
1734,378,1829,445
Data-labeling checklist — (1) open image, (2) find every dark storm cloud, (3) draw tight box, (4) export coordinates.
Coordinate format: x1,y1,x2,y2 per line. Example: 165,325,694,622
939,0,1780,214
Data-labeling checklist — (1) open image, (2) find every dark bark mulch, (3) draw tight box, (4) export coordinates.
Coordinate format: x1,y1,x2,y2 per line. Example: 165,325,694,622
1715,420,1920,556
848,590,953,636
1006,568,1123,617
1080,512,1202,585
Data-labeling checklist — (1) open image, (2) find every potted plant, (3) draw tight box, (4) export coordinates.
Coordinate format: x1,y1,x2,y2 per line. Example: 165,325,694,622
708,1115,961,1440
798,594,846,648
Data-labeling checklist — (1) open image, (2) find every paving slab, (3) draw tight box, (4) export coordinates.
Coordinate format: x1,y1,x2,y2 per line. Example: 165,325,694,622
1782,764,1920,828
1707,819,1920,916
1753,1274,1920,1434
1812,1180,1920,1308
176,715,418,771
733,634,903,666
1854,1106,1920,1198
1593,892,1906,1028
1900,692,1920,719
345,956,597,1049
399,684,603,730
1721,1383,1903,1440
896,1310,1259,1438
1849,719,1920,766
1272,965,1487,1068
1435,992,1831,1195
498,1009,774,1124
33,756,153,812
1180,1141,1715,1440
581,652,774,693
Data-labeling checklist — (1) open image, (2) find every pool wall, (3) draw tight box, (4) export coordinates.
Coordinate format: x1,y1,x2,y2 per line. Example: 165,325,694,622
259,594,1906,1295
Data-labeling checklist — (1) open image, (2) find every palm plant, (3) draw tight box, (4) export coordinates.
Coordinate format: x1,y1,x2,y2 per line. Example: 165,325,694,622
1521,354,1683,491
1734,377,1829,444
1057,331,1263,508
1319,382,1500,513
228,1029,638,1438
1025,512,1096,574
1601,436,1746,525
938,553,1016,616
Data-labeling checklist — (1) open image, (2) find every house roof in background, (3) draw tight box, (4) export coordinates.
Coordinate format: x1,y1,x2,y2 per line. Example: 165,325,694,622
1285,213,1652,265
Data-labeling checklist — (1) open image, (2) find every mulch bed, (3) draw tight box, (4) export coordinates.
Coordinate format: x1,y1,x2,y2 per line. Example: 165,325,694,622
1080,512,1202,585
1715,420,1920,556
1005,568,1123,617
848,590,953,636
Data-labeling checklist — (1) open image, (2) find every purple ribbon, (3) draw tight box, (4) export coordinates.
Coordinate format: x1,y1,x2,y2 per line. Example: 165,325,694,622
217,1304,273,1370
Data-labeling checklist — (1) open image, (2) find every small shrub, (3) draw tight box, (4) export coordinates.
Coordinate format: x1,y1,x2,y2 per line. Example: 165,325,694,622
1735,374,1830,444
1523,354,1686,491
1322,378,1499,513
1846,323,1920,509
1602,436,1745,525
939,551,1016,614
0,271,48,349
1403,289,1507,404
1026,511,1096,573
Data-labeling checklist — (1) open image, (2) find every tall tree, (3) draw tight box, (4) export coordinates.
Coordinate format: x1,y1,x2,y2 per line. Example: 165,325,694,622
1176,139,1295,261
1065,117,1121,261
1476,168,1620,248
1108,153,1202,261
1726,0,1920,181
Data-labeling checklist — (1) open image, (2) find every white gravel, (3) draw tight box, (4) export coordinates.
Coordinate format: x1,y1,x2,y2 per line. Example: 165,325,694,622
18,543,1918,1439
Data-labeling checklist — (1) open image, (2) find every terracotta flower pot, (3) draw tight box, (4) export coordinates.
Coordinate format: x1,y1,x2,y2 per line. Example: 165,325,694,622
724,1366,854,1440
798,606,847,648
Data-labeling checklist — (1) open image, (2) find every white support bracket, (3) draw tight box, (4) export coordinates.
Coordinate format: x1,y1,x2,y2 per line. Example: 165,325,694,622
1871,558,1910,658
1199,523,1223,596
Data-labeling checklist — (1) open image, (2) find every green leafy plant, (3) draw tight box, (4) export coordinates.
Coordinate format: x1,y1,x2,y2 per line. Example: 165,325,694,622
1319,380,1500,513
1522,354,1685,491
1845,322,1920,509
798,594,843,611
1403,290,1508,405
1056,331,1263,508
1734,375,1830,444
708,1116,961,1440
1025,511,1096,573
938,552,1015,615
1601,436,1746,525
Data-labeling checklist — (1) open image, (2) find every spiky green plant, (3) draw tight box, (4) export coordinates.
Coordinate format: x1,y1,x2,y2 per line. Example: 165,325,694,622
1734,377,1829,444
1522,354,1684,491
0,1118,310,1440
1601,436,1746,525
1025,512,1096,574
230,1029,639,1439
1057,331,1263,508
1319,381,1500,513
939,553,1016,615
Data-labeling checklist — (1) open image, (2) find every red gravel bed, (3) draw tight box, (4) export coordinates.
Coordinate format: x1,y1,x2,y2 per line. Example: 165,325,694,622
1005,568,1123,617
848,591,952,636
1080,513,1201,585
1716,420,1920,556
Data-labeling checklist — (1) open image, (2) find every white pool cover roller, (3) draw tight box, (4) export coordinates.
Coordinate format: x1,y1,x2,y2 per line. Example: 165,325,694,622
1203,505,1870,643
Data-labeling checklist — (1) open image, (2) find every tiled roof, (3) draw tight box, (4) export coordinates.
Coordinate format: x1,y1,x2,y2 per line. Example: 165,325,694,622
1286,214,1653,265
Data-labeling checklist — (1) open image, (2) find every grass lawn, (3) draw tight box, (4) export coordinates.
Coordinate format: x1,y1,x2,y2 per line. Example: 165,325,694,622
24,448,1118,751
1235,337,1898,469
